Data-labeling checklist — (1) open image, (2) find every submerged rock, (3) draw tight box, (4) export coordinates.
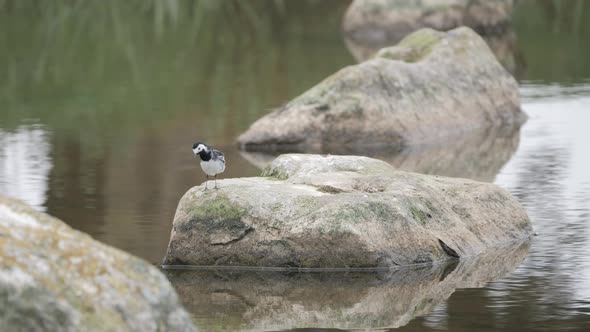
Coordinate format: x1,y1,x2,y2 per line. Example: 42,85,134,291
163,154,532,268
0,196,195,332
237,27,525,153
165,241,529,330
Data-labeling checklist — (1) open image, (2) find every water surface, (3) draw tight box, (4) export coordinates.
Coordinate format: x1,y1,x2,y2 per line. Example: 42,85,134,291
1,1,590,331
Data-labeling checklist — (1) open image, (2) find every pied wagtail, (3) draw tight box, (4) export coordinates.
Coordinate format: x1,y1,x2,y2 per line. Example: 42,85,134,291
192,142,226,190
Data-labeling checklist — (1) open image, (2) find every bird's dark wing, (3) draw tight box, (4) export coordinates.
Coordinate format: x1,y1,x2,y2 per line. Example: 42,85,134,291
211,149,225,163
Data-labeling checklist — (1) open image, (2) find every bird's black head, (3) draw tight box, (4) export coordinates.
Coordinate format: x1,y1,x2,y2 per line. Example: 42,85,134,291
192,142,210,159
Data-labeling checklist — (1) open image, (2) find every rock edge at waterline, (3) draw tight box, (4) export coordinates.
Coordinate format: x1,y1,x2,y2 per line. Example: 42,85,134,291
163,154,532,269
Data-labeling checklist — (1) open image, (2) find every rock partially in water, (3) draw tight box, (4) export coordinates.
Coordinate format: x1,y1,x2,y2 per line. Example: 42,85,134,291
342,0,524,74
163,154,532,268
238,27,525,153
165,241,529,331
0,196,195,332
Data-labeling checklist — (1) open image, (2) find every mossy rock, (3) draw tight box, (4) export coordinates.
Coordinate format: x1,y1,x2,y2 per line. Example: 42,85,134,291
163,154,533,269
0,195,196,332
377,28,444,62
237,27,524,153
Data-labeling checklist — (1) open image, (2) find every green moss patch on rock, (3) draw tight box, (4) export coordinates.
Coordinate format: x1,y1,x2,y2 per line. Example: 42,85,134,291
316,185,346,194
186,192,246,223
181,192,250,246
377,29,444,63
261,165,290,180
409,206,429,224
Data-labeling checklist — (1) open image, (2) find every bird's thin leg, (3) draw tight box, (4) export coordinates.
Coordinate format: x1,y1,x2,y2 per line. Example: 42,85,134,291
204,175,209,191
214,174,218,189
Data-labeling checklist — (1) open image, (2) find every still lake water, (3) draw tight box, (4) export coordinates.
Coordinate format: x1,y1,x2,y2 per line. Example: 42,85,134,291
1,1,590,331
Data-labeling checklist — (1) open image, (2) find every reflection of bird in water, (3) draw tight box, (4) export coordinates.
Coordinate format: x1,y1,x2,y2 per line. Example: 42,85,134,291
192,142,225,190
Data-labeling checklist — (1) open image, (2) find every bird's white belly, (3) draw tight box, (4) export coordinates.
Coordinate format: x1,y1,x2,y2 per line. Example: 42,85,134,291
200,159,225,176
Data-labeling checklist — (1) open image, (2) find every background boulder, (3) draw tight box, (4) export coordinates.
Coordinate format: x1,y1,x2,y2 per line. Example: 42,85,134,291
341,0,524,74
238,27,525,153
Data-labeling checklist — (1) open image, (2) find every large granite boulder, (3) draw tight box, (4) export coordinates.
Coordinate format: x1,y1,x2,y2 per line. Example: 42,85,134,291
237,27,525,153
166,241,528,331
341,0,523,73
0,196,196,332
163,154,532,268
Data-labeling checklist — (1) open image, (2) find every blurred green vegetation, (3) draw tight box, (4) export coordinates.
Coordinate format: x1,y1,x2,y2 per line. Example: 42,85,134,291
513,0,590,83
1,0,589,145
0,0,352,146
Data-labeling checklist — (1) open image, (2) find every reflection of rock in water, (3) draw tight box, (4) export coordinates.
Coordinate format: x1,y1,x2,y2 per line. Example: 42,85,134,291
241,124,521,182
239,151,277,170
342,0,525,76
382,124,522,182
165,241,529,331
0,125,52,211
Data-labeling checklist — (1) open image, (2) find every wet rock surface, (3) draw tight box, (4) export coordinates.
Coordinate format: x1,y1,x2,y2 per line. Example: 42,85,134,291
163,154,532,268
237,27,525,153
0,196,196,332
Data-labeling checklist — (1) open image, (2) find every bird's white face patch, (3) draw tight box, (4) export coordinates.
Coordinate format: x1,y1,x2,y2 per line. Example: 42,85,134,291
193,143,208,155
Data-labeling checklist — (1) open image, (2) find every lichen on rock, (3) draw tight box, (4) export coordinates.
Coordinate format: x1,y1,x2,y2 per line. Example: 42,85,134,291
0,195,196,332
377,28,444,62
